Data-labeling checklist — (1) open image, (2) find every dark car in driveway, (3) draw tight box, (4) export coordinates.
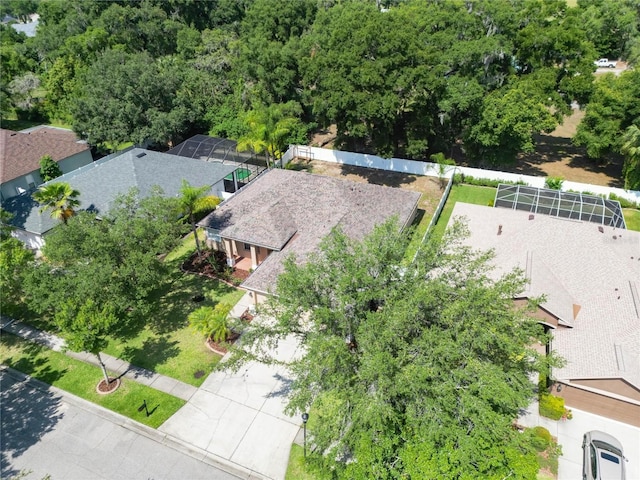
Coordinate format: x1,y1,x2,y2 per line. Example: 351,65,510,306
583,430,627,480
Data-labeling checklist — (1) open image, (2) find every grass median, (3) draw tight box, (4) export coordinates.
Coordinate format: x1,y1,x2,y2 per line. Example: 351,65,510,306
0,333,185,429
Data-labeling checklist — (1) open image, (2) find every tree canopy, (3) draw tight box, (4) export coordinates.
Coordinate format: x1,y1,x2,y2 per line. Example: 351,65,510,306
25,188,185,322
228,220,558,478
2,0,637,172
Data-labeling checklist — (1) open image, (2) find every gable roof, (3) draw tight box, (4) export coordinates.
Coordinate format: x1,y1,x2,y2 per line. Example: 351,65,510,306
3,148,237,236
449,202,640,392
200,168,421,294
0,128,90,183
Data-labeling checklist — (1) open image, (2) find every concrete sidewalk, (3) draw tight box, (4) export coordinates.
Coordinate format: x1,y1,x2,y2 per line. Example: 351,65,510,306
1,316,197,401
1,367,250,480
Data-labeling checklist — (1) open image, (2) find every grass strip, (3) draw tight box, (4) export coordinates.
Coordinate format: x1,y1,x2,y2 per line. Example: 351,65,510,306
623,208,640,231
0,333,185,429
429,184,497,241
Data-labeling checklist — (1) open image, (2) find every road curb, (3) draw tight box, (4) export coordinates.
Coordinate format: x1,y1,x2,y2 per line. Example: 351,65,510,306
0,366,266,480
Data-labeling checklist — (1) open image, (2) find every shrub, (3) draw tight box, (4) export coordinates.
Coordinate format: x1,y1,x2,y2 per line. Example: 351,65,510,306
539,393,565,420
530,426,552,451
188,303,233,343
544,176,564,190
452,173,528,188
609,192,639,210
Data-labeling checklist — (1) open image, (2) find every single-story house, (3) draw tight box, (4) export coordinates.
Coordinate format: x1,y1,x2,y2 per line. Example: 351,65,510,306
1,127,93,201
3,148,239,249
199,168,421,303
448,202,640,426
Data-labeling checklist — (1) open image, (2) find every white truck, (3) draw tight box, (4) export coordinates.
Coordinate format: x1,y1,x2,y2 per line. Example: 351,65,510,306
594,58,617,68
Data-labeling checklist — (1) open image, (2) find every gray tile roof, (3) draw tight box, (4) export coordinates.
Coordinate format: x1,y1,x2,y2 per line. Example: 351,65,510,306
449,202,640,392
200,168,421,294
3,148,237,235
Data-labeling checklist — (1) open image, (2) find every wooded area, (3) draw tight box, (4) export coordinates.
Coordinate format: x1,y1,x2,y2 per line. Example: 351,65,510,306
1,0,639,187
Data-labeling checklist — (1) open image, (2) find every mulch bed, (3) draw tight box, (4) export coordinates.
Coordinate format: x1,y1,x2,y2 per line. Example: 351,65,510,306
206,332,241,355
181,250,250,284
96,378,121,394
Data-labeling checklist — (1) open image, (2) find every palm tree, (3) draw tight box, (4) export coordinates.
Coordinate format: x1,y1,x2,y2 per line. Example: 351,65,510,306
179,180,220,257
621,124,640,190
188,303,234,343
237,103,302,168
32,182,81,225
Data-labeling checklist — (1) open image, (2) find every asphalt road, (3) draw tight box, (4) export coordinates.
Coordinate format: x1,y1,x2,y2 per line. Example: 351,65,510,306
0,369,243,480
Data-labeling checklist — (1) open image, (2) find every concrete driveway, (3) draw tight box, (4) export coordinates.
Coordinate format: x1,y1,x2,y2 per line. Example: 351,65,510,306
0,369,242,480
519,400,640,479
159,334,302,480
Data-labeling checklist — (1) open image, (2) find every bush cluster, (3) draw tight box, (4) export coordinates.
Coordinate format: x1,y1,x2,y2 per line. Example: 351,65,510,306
452,173,528,188
530,426,552,451
539,393,565,420
608,192,640,210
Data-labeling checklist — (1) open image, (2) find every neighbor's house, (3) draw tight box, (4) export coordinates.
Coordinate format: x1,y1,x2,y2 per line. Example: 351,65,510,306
0,127,93,201
449,202,640,426
3,148,239,250
199,168,421,303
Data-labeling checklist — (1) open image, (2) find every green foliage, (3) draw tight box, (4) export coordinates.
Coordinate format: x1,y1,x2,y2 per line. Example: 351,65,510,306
544,176,564,190
71,49,189,149
188,303,233,343
621,124,640,190
608,192,639,210
452,173,528,188
179,180,218,255
227,219,556,478
237,102,305,166
0,236,35,310
39,154,62,182
54,299,116,355
25,188,185,321
32,182,80,225
539,393,565,420
574,70,640,171
530,426,552,451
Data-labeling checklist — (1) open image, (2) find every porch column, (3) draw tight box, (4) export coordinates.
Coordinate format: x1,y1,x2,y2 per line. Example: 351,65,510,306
250,244,258,269
224,239,235,266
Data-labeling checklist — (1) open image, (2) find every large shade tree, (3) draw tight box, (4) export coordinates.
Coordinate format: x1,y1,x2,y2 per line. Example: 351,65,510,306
227,220,558,478
25,188,185,323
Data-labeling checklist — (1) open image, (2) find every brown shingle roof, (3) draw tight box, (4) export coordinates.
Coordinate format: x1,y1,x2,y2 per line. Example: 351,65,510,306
0,128,90,183
449,202,640,395
200,169,421,294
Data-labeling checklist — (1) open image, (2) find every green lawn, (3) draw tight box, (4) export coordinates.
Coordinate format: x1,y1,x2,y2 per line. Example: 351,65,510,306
428,184,497,240
623,208,640,231
403,198,432,262
102,234,244,386
0,333,185,428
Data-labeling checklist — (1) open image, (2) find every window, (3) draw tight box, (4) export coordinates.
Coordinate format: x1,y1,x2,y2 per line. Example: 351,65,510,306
244,243,250,251
256,246,260,254
590,445,598,478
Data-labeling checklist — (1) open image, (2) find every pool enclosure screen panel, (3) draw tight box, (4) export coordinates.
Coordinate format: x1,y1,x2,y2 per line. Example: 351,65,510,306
494,184,626,229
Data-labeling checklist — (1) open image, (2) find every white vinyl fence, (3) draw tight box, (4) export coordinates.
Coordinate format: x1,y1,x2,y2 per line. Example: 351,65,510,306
282,145,640,204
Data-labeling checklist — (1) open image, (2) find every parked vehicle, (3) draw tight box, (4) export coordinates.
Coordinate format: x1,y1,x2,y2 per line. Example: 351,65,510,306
594,58,617,68
583,430,627,480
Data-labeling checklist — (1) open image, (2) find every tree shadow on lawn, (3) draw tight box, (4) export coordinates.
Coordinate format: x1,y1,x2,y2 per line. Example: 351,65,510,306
497,135,624,187
145,271,238,335
120,336,181,378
